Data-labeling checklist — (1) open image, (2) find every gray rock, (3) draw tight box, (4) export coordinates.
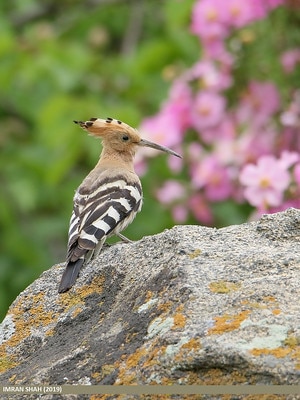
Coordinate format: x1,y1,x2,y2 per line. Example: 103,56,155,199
1,208,300,398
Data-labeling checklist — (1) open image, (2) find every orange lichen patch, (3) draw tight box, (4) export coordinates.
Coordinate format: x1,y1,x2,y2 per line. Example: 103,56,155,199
241,296,279,311
57,294,85,318
146,290,154,301
169,304,187,330
124,347,147,370
176,304,184,312
116,371,137,385
171,313,186,330
0,356,18,373
142,345,166,369
9,374,17,383
91,363,117,382
250,347,292,358
209,280,241,294
1,293,56,349
157,301,173,313
251,338,300,369
91,371,101,381
153,367,252,387
289,346,300,367
102,364,117,376
263,295,276,302
292,345,300,369
0,292,60,373
181,337,202,351
125,332,139,344
174,338,202,363
8,376,26,385
291,348,300,365
117,340,167,384
285,335,300,348
71,306,85,318
240,300,267,309
56,291,85,313
189,249,201,259
272,308,281,315
57,275,105,315
76,275,105,298
208,310,250,334
199,367,248,385
45,328,55,337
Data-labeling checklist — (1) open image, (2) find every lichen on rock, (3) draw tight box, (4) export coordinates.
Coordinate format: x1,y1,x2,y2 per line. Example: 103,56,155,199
1,208,300,395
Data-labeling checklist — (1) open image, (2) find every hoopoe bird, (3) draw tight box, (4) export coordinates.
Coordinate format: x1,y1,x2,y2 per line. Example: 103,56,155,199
58,117,181,293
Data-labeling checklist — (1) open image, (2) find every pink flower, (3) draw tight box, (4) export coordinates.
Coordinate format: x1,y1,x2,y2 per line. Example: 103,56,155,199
191,0,284,58
171,205,188,223
280,90,300,128
139,79,192,158
186,60,232,91
191,0,283,41
191,91,226,132
279,150,299,169
234,126,276,165
236,81,280,127
240,155,291,209
266,0,284,8
250,0,270,19
214,126,275,168
280,109,299,127
281,49,300,73
201,116,236,144
191,156,232,201
140,110,182,152
156,180,185,204
248,0,283,21
156,181,188,223
167,150,184,173
222,0,254,28
191,0,229,57
188,194,213,224
188,142,203,161
191,0,228,40
280,126,300,153
166,80,193,131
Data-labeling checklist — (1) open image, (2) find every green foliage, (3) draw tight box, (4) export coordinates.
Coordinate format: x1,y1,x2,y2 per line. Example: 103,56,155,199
0,0,197,320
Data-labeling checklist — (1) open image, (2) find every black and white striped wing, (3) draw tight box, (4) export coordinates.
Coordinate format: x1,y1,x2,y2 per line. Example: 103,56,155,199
67,178,142,263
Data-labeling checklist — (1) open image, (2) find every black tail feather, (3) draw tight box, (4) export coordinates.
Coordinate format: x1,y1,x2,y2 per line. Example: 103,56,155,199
58,259,84,293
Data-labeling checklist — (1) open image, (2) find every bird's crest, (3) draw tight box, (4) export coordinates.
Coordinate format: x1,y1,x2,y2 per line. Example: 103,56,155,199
74,117,138,139
74,116,182,158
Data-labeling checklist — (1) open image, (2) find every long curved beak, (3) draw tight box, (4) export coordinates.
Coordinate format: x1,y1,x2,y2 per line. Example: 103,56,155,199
139,139,182,158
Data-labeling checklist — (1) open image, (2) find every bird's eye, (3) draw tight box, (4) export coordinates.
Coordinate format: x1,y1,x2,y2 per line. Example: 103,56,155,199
122,135,129,141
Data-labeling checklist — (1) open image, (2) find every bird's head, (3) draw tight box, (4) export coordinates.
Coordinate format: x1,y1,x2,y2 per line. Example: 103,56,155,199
74,117,181,159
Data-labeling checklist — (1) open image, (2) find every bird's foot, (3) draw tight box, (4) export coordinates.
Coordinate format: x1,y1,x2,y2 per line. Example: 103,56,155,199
117,233,134,243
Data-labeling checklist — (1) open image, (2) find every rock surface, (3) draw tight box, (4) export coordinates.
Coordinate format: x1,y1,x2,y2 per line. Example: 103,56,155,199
1,208,300,398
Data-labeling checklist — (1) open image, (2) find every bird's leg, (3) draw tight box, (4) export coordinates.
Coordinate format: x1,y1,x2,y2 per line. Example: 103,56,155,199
85,249,94,264
92,237,106,260
117,233,134,243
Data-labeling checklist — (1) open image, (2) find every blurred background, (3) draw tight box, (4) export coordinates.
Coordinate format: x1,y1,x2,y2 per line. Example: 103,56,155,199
0,0,299,321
